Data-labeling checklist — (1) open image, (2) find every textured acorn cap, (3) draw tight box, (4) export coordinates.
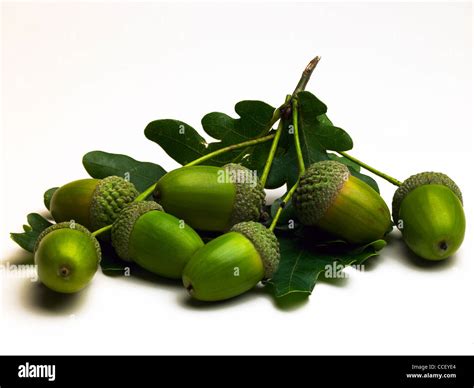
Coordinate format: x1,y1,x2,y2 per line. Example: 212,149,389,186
34,222,102,261
224,164,266,226
111,201,163,261
230,221,280,279
90,176,139,231
293,160,350,225
392,172,463,223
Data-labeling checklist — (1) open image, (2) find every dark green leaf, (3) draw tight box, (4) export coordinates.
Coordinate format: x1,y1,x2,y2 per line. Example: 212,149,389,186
82,151,166,192
317,113,334,126
10,213,53,253
203,101,276,163
43,187,58,210
298,91,328,117
144,120,209,166
204,101,275,139
269,235,386,298
145,101,276,167
298,91,353,155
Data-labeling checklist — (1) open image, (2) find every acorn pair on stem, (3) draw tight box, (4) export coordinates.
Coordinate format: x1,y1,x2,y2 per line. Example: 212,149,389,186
293,160,465,261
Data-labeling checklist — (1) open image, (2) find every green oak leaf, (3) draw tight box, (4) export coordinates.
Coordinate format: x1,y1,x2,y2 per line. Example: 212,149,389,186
202,100,276,159
82,151,166,192
145,100,276,167
269,234,386,298
10,213,54,253
145,119,209,166
297,91,353,158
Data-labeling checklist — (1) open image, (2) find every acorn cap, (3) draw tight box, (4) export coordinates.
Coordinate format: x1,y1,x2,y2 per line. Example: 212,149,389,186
293,160,350,225
230,221,280,279
224,164,266,226
392,172,463,223
90,176,139,230
111,201,163,261
34,222,102,261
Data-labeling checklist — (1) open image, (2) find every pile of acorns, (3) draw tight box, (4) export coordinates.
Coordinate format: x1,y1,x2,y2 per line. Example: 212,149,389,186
34,159,465,301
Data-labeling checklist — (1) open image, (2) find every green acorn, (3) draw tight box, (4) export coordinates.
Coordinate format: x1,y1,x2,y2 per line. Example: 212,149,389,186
182,221,280,302
293,160,391,244
34,222,101,293
392,172,465,260
153,164,265,232
111,201,204,279
50,176,139,231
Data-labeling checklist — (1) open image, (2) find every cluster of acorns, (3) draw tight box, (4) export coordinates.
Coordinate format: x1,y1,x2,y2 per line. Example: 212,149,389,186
34,160,465,301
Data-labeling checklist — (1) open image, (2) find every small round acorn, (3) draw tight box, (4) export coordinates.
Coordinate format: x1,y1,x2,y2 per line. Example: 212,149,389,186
392,172,465,260
182,221,280,302
50,176,139,231
293,160,391,244
153,164,265,232
111,201,204,279
34,222,101,293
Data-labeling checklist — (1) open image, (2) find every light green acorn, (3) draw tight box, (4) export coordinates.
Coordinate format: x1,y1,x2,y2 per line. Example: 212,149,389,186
112,201,204,279
34,222,101,293
293,160,391,244
153,164,265,232
50,176,138,231
182,221,280,302
392,172,465,260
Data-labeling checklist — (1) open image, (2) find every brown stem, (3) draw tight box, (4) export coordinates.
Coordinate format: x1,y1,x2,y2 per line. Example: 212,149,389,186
292,56,321,98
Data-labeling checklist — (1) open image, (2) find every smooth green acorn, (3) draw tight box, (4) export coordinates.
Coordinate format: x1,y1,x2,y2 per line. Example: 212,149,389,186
392,172,465,260
50,176,139,231
34,222,101,293
182,221,280,302
111,201,204,279
293,160,391,244
153,164,265,232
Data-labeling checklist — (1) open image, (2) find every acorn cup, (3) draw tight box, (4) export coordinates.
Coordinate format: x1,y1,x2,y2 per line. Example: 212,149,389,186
50,176,139,231
34,222,101,293
153,163,265,232
182,221,280,302
392,172,465,260
293,160,392,244
111,201,204,279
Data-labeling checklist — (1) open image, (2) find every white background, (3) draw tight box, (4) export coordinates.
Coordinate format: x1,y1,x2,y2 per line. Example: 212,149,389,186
1,1,472,355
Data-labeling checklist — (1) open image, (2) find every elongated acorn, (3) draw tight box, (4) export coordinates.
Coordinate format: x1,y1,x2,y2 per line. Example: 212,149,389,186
293,160,391,244
50,176,139,231
34,222,101,293
112,201,204,279
392,172,465,260
153,164,265,232
182,221,279,302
